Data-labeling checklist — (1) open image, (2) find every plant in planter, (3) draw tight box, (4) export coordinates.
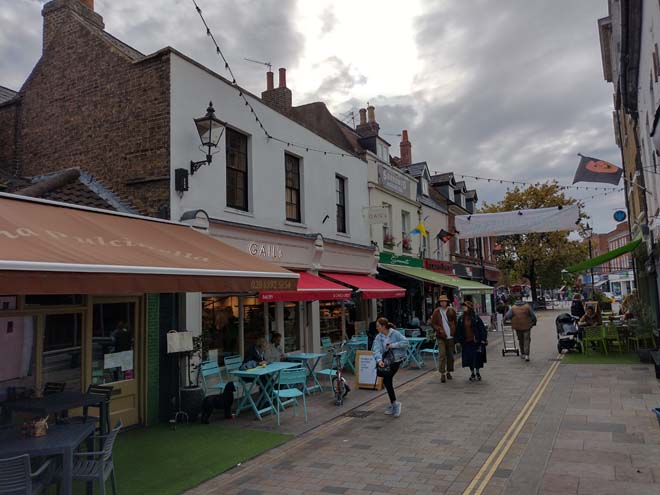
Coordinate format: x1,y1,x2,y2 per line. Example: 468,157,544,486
383,233,396,249
402,236,412,252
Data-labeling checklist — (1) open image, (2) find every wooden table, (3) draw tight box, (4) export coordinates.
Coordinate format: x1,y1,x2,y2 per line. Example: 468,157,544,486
0,422,96,495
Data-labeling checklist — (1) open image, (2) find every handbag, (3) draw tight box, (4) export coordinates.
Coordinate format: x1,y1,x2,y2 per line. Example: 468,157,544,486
376,349,395,377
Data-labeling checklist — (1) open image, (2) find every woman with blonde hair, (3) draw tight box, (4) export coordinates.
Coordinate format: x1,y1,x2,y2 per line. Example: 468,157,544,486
372,317,408,417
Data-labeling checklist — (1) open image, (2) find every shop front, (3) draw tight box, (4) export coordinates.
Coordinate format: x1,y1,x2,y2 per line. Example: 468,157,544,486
0,194,297,427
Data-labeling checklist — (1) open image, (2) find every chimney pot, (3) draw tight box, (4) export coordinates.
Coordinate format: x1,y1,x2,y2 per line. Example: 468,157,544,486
278,68,287,88
367,105,375,124
266,71,274,91
400,129,412,166
80,0,94,9
358,108,367,125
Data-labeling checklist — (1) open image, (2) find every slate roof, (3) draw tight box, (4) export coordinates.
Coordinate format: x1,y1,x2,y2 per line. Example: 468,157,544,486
0,85,17,104
399,162,428,178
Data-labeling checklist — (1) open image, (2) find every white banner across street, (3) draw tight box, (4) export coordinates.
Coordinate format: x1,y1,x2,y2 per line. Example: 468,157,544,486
455,205,580,239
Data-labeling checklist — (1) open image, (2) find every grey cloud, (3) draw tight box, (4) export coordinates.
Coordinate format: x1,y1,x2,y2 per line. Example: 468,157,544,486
320,5,336,35
306,56,367,102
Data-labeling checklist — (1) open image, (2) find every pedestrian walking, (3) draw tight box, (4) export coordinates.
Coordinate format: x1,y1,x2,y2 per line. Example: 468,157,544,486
430,294,457,383
571,293,585,319
454,301,488,381
372,317,409,417
504,298,537,362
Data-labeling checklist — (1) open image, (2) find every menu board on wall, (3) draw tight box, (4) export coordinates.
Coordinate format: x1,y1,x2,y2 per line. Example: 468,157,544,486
355,350,383,390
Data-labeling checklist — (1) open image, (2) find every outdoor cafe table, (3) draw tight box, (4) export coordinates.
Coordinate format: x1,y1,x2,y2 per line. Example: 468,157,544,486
286,352,326,394
231,361,300,420
345,339,368,373
3,391,110,434
0,421,96,495
403,337,426,368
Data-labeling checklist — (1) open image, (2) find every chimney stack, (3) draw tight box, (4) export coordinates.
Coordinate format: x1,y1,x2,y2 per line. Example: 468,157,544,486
261,67,292,113
266,71,274,91
400,130,412,166
80,0,93,9
367,105,376,124
358,108,367,126
42,0,105,51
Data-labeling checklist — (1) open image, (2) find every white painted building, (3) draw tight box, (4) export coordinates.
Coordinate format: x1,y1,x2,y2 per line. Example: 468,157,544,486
168,55,379,354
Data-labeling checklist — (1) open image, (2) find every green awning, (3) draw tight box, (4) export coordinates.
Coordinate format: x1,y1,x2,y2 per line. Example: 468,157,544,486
565,236,642,273
380,264,493,294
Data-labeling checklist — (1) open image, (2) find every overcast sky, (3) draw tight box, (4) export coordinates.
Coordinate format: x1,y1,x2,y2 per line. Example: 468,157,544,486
1,0,624,232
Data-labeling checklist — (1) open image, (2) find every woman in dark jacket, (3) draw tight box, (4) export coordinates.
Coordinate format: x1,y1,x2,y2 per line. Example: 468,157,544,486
454,301,488,381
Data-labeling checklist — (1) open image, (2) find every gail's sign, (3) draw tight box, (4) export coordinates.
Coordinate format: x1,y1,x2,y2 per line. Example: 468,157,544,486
248,242,284,260
363,206,389,225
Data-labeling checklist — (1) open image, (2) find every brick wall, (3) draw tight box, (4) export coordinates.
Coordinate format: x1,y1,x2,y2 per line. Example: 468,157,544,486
0,102,18,172
16,1,171,216
146,293,159,426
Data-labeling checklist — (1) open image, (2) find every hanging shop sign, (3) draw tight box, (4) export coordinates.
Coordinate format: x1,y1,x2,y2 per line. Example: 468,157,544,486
613,210,627,222
379,252,423,268
362,206,390,225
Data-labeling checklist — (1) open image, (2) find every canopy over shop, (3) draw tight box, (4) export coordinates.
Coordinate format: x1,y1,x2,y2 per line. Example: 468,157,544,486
0,193,297,427
565,236,642,273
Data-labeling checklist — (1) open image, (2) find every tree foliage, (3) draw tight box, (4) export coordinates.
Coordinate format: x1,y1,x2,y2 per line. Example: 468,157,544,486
481,182,588,300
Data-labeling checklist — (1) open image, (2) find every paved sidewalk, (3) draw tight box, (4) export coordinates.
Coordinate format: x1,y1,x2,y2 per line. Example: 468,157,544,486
186,311,660,495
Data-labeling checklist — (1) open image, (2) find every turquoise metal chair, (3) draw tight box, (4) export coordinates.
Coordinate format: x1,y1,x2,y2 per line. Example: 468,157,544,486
222,355,243,382
421,339,439,368
273,368,308,426
199,361,226,394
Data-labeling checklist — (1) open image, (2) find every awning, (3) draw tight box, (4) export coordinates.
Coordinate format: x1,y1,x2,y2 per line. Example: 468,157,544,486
565,236,642,273
380,264,493,295
321,272,406,299
0,194,298,294
259,272,351,302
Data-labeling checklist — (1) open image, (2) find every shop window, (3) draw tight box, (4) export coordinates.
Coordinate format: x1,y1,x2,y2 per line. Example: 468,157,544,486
285,154,302,222
43,313,83,391
283,303,300,352
319,301,343,343
202,296,240,364
0,296,17,311
0,316,36,397
226,128,249,211
243,297,266,352
25,295,84,307
91,302,136,385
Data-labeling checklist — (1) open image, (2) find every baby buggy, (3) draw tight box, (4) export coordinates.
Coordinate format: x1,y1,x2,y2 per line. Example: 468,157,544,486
556,313,582,354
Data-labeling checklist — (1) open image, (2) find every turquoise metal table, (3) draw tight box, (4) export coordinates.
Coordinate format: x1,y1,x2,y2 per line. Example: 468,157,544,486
231,362,301,420
403,337,426,368
345,339,368,373
286,352,326,394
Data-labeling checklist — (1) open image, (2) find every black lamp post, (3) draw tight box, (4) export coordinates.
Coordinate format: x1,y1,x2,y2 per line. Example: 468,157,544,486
190,101,226,175
584,222,595,298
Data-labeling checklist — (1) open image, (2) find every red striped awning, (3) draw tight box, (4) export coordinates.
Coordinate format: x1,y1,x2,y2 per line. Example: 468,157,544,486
259,271,351,302
320,273,406,299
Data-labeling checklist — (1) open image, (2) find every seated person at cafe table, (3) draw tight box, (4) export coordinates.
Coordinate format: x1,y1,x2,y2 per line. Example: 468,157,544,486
242,338,267,367
578,302,602,327
265,332,287,363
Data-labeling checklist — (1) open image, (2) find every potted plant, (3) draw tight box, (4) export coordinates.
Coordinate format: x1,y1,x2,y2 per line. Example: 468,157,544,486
383,233,395,249
402,236,412,252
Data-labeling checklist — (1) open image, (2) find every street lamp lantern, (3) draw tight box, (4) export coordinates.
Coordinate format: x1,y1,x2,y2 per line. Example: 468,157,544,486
583,223,595,299
191,101,226,175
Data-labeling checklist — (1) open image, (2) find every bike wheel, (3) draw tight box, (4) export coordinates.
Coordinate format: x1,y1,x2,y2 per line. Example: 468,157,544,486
332,376,344,405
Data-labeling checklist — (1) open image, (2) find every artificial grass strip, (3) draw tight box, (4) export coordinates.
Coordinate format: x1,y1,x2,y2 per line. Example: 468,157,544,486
112,423,291,495
562,352,641,365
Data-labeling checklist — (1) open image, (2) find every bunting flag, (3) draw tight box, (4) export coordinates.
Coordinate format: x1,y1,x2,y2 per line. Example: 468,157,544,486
410,222,428,238
436,229,454,243
573,154,622,186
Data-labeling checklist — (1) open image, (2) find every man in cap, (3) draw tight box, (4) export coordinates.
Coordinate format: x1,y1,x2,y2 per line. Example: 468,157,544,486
504,297,537,361
430,294,457,382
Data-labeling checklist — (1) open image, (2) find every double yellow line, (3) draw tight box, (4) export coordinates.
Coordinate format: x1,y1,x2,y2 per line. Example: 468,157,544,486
462,356,562,495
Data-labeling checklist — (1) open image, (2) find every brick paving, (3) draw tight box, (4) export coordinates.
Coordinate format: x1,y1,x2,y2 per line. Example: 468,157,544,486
186,311,660,495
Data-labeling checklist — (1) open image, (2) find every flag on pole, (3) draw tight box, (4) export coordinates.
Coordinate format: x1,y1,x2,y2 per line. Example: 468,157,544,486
410,222,428,238
436,229,454,243
573,154,622,185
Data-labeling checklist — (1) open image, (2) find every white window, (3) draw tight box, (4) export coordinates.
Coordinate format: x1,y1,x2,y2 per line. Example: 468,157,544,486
421,178,429,196
401,211,411,240
382,203,393,246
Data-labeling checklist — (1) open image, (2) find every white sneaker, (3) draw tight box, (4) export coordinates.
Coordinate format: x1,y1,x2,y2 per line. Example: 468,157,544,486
384,404,395,415
393,402,402,417
525,355,530,362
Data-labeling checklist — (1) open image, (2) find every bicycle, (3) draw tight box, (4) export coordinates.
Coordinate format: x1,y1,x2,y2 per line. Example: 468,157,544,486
330,344,350,406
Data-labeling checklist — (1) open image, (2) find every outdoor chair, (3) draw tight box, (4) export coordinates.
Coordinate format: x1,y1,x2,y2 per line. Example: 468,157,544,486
199,361,226,395
43,382,66,396
583,326,607,355
0,454,56,495
315,347,339,391
273,368,308,427
62,385,113,434
603,325,624,353
71,420,122,495
420,339,439,369
222,356,243,382
628,325,657,351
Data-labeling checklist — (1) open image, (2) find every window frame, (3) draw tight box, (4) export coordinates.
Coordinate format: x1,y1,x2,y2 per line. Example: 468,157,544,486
335,175,347,234
225,128,249,212
285,153,302,223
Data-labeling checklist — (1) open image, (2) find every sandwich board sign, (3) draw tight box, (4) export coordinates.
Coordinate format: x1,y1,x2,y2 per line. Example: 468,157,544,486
355,350,383,390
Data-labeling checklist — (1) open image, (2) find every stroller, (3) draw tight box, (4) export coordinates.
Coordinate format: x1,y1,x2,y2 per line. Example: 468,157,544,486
555,313,582,354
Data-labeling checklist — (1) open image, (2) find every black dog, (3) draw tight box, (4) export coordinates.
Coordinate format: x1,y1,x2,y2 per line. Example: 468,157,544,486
200,381,236,424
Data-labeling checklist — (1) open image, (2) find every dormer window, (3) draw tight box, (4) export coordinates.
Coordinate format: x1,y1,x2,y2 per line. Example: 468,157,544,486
421,177,429,196
376,140,389,162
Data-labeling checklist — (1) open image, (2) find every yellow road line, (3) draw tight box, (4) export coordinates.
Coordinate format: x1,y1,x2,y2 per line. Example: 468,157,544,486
462,356,562,495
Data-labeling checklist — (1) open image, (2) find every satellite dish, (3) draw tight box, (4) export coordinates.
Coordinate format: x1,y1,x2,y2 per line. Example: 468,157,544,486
613,210,627,222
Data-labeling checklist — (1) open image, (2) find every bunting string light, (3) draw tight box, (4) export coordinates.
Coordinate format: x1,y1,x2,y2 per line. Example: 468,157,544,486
190,0,353,159
450,173,621,193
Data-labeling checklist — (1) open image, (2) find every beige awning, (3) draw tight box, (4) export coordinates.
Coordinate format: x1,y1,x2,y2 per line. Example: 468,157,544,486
0,194,298,294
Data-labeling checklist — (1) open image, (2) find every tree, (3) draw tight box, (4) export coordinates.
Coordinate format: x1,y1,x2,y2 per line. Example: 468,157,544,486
481,182,588,302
